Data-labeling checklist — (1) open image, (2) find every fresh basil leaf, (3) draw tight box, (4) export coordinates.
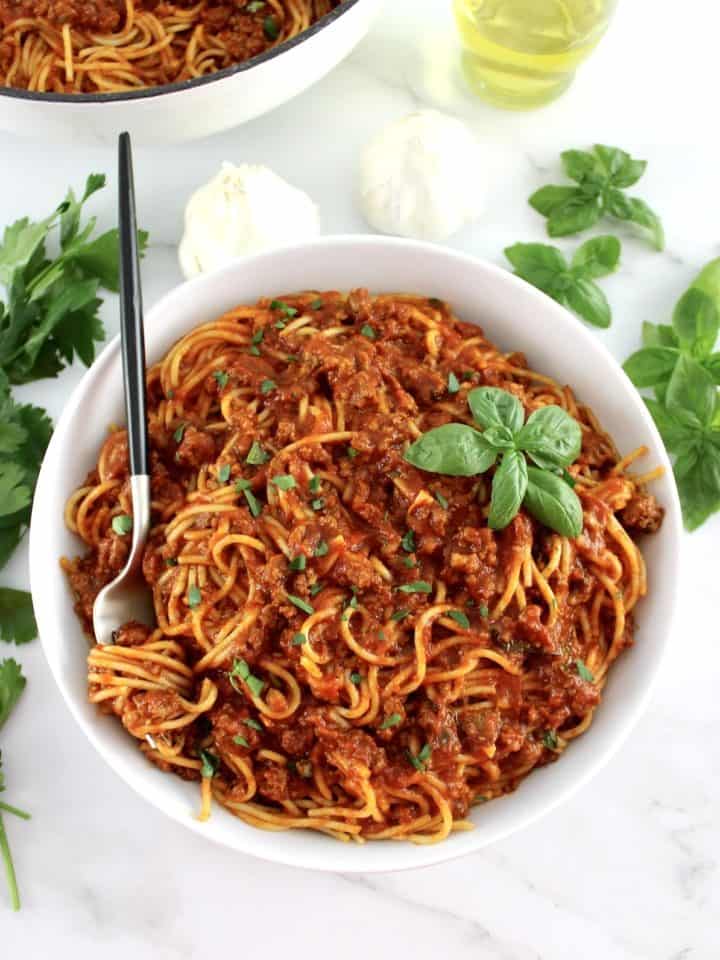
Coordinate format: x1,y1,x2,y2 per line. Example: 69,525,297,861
404,423,496,477
672,288,719,360
606,189,664,250
594,145,647,187
570,235,621,279
644,398,701,453
666,354,717,427
504,243,566,292
704,354,720,383
488,450,527,530
523,465,583,537
528,185,580,217
675,440,720,531
468,387,524,434
561,277,612,328
547,195,603,237
690,257,720,315
623,347,679,388
642,321,678,349
560,149,599,183
516,405,582,468
482,424,515,450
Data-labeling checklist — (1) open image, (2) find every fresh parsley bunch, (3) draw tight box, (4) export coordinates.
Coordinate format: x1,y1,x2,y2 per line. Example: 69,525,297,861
505,235,620,328
404,387,583,536
624,260,720,530
529,144,664,250
0,658,28,911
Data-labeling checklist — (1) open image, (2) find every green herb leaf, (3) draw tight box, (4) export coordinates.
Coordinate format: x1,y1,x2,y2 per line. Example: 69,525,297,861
311,298,323,310
236,480,263,518
291,632,307,646
314,540,329,557
0,658,26,730
560,149,599,183
311,498,325,511
623,347,680,388
390,609,410,622
346,447,358,459
671,288,719,360
570,235,621,279
547,195,603,237
289,554,306,571
246,440,269,465
233,735,250,748
447,610,470,629
433,490,449,510
447,371,460,395
401,529,416,553
488,450,528,530
642,322,679,349
0,589,36,645
260,379,276,395
287,594,314,615
675,441,720,531
272,474,296,491
230,658,265,697
606,190,665,250
524,466,583,537
379,714,402,730
350,672,362,685
515,405,582,469
666,354,716,427
213,370,229,389
406,744,431,771
528,184,580,217
199,749,219,778
404,423,496,477
309,582,323,596
360,324,376,339
111,514,132,536
217,464,231,484
543,730,559,750
397,581,432,594
270,299,296,317
575,659,594,682
468,386,525,433
173,423,185,443
263,14,279,39
244,717,263,731
504,242,567,292
562,277,612,329
309,475,321,492
188,585,202,608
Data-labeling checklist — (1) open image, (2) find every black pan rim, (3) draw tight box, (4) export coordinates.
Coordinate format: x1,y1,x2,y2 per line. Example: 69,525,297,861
0,0,361,104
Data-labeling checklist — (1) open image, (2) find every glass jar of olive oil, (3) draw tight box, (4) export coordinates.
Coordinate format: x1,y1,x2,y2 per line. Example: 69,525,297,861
454,0,618,109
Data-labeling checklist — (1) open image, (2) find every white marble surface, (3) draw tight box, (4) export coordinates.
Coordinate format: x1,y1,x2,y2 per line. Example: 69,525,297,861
1,0,718,955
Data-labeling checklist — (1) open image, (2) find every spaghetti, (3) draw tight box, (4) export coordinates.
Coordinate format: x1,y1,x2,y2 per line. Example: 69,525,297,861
0,0,340,94
63,289,663,843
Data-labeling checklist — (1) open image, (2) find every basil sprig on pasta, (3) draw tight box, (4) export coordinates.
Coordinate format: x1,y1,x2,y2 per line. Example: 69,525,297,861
404,387,583,537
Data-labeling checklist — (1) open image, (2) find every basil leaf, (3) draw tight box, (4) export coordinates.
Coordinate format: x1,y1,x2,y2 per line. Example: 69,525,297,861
488,450,527,530
672,288,719,360
523,466,583,537
666,354,717,427
482,424,515,450
562,277,611,329
560,149,599,183
468,386,524,433
404,423,497,477
642,321,678,349
623,347,679,388
606,190,665,251
504,242,566,292
516,405,582,468
691,257,720,314
704,354,720,384
570,235,621,279
644,398,701,453
528,185,580,217
593,144,647,187
676,440,720,531
547,195,603,237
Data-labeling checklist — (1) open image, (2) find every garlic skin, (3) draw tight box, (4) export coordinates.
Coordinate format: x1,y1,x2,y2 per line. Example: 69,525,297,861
358,110,485,242
179,162,320,279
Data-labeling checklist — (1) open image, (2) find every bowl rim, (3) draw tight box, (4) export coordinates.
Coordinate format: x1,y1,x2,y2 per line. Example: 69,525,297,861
0,0,361,105
30,235,682,872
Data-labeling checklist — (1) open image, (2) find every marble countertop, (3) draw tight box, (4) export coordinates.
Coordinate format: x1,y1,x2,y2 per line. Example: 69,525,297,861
1,0,718,956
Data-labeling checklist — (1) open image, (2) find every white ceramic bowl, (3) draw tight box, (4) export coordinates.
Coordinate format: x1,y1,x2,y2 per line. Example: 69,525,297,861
0,0,381,144
30,236,682,872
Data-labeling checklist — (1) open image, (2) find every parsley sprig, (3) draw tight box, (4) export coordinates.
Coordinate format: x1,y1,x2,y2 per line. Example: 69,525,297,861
404,387,583,536
0,658,28,910
529,144,664,250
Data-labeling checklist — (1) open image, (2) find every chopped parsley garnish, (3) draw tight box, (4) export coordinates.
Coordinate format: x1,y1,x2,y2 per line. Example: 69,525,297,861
543,730,558,750
188,585,202,608
447,372,460,394
379,713,402,729
346,593,359,610
433,490,449,510
390,609,410,622
402,557,415,568
285,354,298,363
447,610,470,629
397,581,432,594
309,582,323,596
314,540,329,557
263,14,279,39
309,475,321,492
274,319,286,330
350,672,362,685
401,529,415,553
479,604,490,617
173,423,185,443
213,370,229,388
272,474,296,491
246,440,269,465
311,498,325,511
165,557,178,567
231,658,265,697
311,298,323,310
261,379,276,395
249,344,261,357
406,744,431,771
576,659,594,682
111,514,132,535
287,594,314,615
289,555,306,571
360,324,376,339
291,632,307,646
346,446,358,458
217,464,231,484
235,479,263,517
246,0,264,10
199,749,219,778
233,735,250,748
270,299,297,317
251,329,264,346
244,717,263,731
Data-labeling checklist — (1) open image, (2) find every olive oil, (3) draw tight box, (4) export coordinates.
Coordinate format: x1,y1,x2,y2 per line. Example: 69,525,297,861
454,0,617,109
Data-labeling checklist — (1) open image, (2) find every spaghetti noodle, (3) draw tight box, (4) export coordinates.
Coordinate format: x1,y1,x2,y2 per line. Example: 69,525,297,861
0,0,340,93
63,289,663,843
